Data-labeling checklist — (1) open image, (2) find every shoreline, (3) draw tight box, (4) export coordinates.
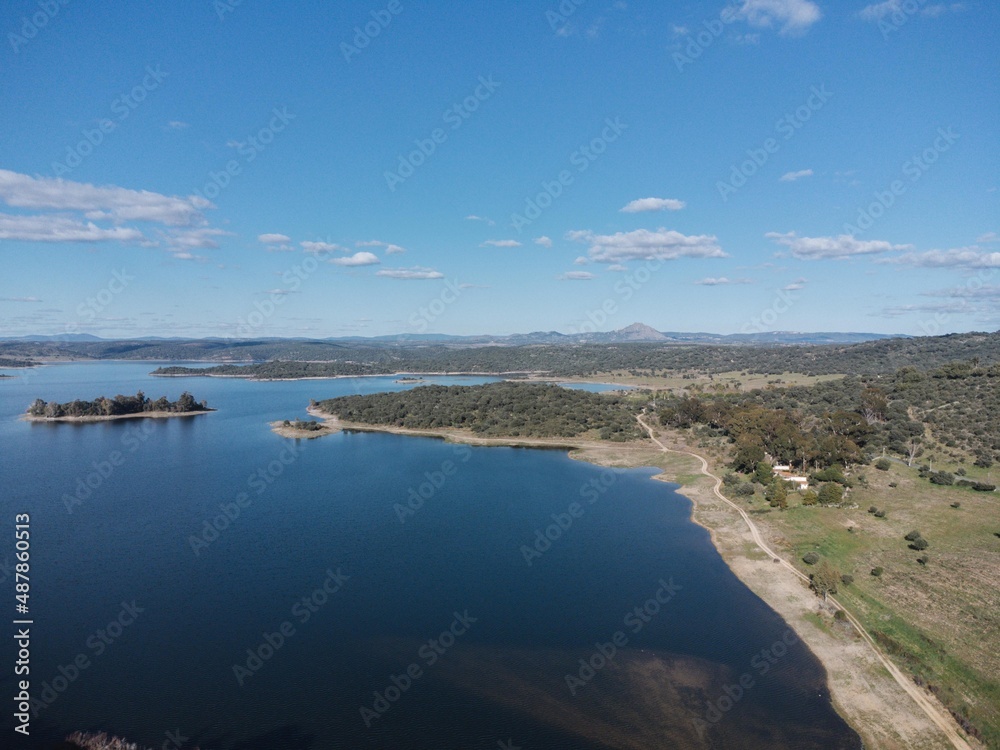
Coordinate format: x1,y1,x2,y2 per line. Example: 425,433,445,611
22,409,215,423
285,407,973,749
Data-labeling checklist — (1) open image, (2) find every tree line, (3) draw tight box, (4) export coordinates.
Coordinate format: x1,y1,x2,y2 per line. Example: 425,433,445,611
657,361,1000,471
316,382,644,441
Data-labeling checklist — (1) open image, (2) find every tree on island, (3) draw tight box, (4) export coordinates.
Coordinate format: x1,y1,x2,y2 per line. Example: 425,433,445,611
27,391,208,418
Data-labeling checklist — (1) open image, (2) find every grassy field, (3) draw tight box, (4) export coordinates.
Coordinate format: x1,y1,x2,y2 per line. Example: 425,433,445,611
740,457,1000,746
571,369,845,392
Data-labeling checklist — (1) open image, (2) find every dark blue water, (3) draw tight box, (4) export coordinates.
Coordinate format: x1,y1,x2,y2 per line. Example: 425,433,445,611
0,363,860,749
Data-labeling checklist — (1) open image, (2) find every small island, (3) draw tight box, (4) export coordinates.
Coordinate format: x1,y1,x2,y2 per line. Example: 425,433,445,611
393,376,425,383
270,418,338,439
24,391,213,422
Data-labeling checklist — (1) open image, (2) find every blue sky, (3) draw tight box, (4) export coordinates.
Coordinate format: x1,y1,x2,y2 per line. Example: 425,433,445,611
1,0,997,338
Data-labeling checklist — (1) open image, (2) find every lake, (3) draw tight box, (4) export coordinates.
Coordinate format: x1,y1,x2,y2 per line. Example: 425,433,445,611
0,363,861,749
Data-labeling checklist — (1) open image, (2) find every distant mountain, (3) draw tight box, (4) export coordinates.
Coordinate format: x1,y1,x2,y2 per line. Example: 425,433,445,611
0,333,105,342
0,325,906,347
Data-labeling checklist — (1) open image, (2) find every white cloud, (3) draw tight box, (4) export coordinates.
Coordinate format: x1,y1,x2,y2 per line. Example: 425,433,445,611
0,169,210,226
300,241,344,254
607,264,628,272
0,296,42,302
258,233,291,244
783,277,808,291
568,228,727,263
780,169,813,182
465,214,495,226
733,0,822,35
765,231,912,259
573,256,589,265
331,251,380,267
924,284,1000,299
977,232,998,243
620,197,686,213
558,271,596,281
165,227,231,251
166,120,190,130
884,247,1000,268
860,0,964,21
376,267,445,280
481,239,522,248
534,236,553,248
357,239,406,254
265,288,299,296
694,277,753,286
0,213,145,243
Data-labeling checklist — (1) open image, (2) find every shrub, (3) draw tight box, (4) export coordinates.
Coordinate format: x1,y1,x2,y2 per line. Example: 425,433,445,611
812,466,848,485
951,501,961,509
802,552,820,565
868,505,879,514
888,482,898,488
875,458,892,471
874,509,887,518
871,567,884,577
972,482,996,492
917,555,929,566
801,491,818,506
928,471,955,486
733,482,756,497
833,609,847,621
840,574,854,585
904,530,922,541
956,467,967,476
722,473,741,487
910,537,929,551
817,483,844,505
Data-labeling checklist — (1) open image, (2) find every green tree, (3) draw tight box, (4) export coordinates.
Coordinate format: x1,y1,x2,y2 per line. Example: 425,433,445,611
765,478,788,509
817,483,844,505
754,461,774,484
810,561,841,601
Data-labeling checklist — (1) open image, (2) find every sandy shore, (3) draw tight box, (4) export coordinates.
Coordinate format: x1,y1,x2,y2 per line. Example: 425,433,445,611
22,409,214,423
269,419,339,439
285,407,976,749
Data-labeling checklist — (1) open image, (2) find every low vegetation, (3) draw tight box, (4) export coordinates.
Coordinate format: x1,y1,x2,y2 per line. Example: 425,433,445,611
316,381,644,440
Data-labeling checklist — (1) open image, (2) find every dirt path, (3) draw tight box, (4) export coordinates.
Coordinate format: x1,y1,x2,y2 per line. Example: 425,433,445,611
636,413,973,750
